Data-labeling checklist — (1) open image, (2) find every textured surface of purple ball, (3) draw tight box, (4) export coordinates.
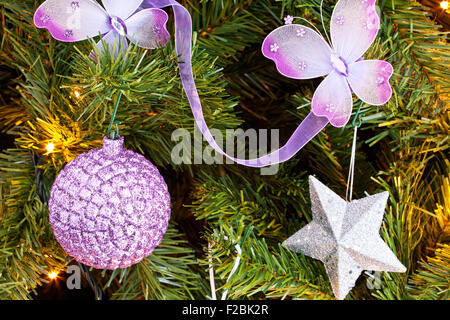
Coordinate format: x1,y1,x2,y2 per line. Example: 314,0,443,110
48,136,171,269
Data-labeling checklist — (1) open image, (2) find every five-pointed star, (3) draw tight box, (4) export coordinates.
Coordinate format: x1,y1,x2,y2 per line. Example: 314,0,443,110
284,176,406,300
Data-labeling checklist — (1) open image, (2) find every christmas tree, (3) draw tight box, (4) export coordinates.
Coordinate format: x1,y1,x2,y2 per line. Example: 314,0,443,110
0,0,448,301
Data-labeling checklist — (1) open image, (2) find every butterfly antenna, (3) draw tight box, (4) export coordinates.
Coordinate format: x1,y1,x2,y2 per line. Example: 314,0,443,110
292,17,325,39
320,0,332,45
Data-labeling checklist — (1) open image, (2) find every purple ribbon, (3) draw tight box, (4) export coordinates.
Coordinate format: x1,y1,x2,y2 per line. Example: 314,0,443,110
143,0,329,167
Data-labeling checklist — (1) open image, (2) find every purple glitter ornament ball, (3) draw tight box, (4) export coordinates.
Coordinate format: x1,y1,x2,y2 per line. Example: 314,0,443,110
48,136,171,269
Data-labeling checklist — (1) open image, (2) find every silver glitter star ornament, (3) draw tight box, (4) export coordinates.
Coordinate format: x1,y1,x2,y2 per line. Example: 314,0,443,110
284,176,406,300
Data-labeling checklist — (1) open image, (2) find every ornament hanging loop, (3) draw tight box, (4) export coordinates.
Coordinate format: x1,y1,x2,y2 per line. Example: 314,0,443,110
109,121,121,140
352,102,364,128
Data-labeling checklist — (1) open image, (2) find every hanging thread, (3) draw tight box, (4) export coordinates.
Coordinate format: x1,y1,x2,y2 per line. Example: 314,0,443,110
208,235,242,300
345,103,364,202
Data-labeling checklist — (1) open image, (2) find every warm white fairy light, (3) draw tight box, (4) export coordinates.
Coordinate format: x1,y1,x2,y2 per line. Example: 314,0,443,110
48,271,58,280
441,1,449,10
73,89,81,99
46,142,55,152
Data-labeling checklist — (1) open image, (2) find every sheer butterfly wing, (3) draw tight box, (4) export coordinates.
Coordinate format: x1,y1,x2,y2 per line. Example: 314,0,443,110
312,71,353,127
102,0,143,20
34,0,110,42
262,24,333,80
347,60,393,105
330,0,380,63
125,9,170,49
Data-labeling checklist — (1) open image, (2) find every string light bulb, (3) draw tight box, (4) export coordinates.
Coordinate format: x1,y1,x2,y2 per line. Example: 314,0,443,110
46,142,55,153
48,271,58,280
441,1,449,10
73,89,81,99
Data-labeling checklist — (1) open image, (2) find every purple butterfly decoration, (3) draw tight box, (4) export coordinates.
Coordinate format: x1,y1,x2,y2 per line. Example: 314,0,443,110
32,0,394,167
34,0,170,56
262,0,393,127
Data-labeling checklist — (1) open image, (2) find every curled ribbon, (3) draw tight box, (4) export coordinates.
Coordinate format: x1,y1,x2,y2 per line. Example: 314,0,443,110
143,0,329,168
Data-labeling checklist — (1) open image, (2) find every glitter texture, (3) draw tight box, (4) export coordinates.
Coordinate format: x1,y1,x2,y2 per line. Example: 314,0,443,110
283,176,406,300
48,136,171,270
